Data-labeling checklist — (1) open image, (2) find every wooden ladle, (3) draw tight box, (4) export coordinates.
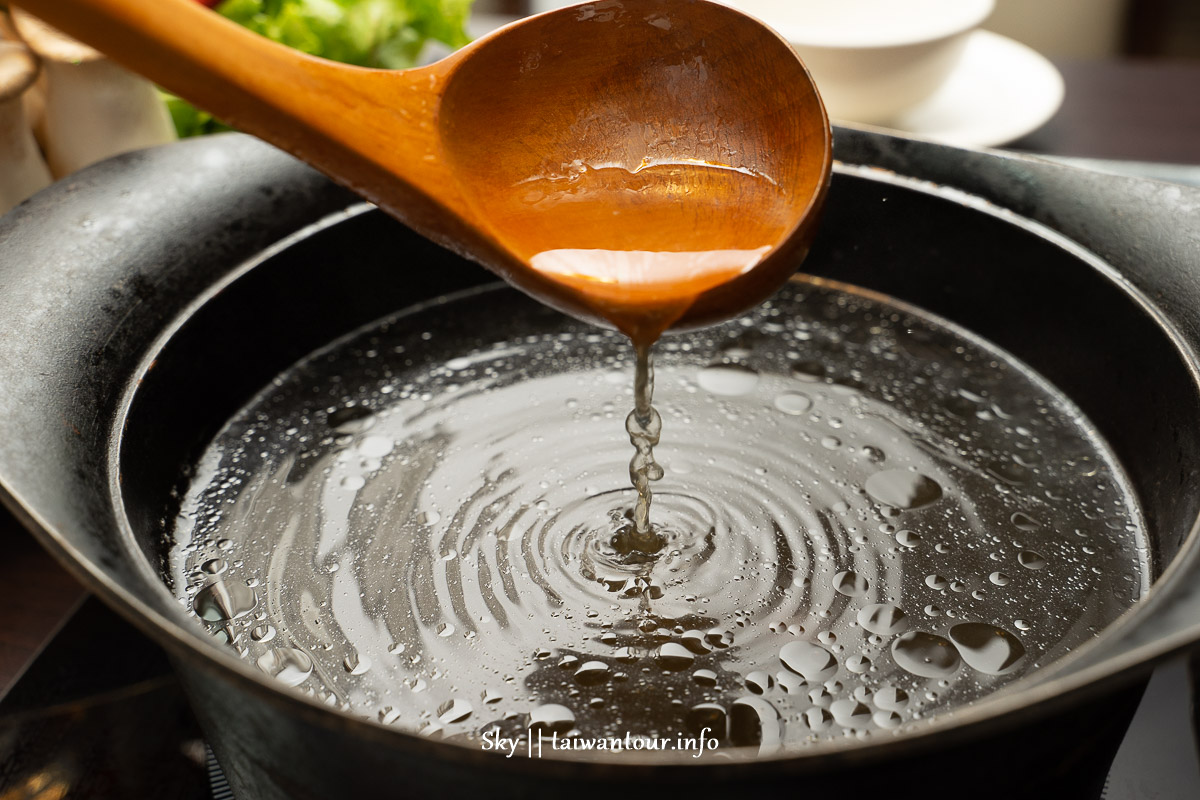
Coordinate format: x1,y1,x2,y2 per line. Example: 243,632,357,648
14,0,831,343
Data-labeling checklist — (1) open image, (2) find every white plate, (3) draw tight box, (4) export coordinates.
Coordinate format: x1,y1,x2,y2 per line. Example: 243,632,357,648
878,30,1065,148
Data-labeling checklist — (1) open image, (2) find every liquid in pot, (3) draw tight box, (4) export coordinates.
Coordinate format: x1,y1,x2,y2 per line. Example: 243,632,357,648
170,277,1149,753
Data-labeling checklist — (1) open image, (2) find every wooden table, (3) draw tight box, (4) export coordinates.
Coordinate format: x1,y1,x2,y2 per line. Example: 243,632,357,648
1,56,1199,695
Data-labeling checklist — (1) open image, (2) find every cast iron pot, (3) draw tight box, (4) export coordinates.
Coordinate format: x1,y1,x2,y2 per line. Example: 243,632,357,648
1,129,1199,799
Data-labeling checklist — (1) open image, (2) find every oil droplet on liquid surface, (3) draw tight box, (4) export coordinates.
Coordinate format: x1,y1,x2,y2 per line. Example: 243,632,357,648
864,470,943,509
891,632,961,679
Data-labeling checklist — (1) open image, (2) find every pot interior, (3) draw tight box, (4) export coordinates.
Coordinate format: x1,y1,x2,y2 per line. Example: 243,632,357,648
116,167,1198,751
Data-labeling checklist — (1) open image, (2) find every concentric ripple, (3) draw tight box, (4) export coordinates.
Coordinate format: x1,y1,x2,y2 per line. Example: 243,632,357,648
169,277,1150,752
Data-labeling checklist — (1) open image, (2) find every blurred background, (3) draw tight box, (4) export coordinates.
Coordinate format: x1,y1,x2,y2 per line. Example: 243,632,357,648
480,0,1200,59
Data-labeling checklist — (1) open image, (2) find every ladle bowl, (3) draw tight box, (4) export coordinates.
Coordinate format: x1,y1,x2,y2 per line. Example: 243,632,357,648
13,0,832,340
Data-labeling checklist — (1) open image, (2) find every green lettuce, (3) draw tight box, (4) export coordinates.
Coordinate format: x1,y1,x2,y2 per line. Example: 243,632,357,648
168,0,473,137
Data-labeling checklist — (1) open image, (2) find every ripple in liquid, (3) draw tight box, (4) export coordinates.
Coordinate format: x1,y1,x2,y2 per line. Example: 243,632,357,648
169,278,1149,753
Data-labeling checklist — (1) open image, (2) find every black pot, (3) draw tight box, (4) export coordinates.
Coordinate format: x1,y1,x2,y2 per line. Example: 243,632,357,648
2,129,1199,799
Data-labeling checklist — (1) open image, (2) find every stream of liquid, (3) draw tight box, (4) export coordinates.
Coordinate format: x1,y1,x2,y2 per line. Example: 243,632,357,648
170,277,1149,753
622,342,663,553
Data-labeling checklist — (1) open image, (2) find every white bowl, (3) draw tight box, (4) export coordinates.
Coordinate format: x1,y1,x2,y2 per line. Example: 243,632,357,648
717,0,995,125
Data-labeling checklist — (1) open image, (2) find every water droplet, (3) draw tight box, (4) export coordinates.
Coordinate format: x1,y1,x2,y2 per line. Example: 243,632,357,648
989,572,1011,586
948,623,1026,675
692,669,718,687
865,470,943,509
257,647,313,687
891,631,961,678
774,392,813,415
857,604,909,636
436,622,455,637
895,530,921,547
697,364,759,396
193,580,257,622
779,641,838,682
925,574,948,590
419,510,441,526
340,475,366,491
